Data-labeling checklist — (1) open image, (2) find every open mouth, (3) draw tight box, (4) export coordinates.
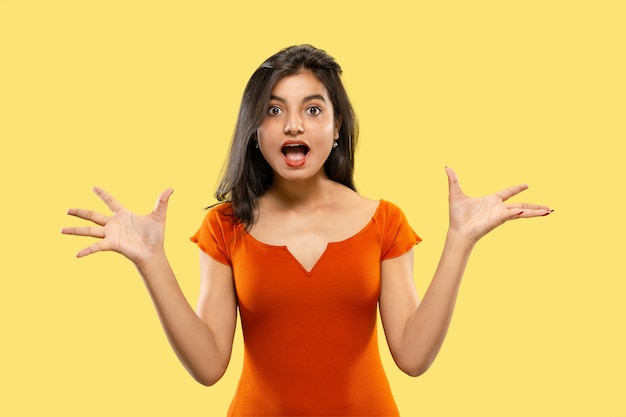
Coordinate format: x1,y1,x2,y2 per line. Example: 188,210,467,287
281,143,310,164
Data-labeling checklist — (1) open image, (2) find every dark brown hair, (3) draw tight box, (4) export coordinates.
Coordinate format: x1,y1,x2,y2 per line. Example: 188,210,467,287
214,44,358,227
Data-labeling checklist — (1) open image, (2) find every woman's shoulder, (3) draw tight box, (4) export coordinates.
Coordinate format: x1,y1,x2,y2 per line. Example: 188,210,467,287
376,199,404,213
343,190,400,216
330,183,408,220
207,200,233,214
365,198,411,229
200,201,244,233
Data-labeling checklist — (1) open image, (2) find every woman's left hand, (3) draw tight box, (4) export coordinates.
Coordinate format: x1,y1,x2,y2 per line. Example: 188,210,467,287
446,167,552,245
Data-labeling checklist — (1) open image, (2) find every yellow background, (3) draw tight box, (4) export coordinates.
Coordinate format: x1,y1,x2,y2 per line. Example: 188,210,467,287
2,1,624,415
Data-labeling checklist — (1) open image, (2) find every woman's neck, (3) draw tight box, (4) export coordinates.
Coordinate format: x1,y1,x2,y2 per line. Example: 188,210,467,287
265,175,337,209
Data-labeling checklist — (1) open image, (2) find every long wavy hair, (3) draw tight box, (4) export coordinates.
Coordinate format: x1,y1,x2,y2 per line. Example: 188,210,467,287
214,44,359,227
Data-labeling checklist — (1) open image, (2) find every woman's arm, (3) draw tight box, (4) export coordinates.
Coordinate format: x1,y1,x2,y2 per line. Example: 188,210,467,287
379,168,552,376
379,234,471,377
137,250,237,386
62,187,237,386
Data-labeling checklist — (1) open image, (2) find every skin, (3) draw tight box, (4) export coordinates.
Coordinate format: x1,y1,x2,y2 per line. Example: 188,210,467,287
61,71,552,385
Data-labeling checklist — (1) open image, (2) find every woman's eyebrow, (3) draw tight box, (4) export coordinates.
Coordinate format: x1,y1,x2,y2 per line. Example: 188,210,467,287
302,94,327,103
269,94,327,104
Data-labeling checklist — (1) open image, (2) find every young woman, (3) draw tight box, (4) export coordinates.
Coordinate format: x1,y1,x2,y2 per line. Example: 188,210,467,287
62,45,552,416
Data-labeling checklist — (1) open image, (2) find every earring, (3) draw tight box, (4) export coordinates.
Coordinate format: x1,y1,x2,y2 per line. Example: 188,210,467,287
254,142,259,149
332,140,338,149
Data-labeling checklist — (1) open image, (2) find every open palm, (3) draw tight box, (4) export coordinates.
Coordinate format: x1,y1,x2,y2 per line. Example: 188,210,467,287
62,187,174,266
446,167,551,244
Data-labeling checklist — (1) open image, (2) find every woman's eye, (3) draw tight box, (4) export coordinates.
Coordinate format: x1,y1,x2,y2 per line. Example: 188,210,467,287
268,106,282,115
307,106,322,115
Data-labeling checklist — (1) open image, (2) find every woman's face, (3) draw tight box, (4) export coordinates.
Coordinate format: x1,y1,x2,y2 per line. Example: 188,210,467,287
256,71,340,184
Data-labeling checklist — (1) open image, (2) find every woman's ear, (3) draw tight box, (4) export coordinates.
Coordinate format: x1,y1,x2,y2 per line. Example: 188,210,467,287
334,115,342,139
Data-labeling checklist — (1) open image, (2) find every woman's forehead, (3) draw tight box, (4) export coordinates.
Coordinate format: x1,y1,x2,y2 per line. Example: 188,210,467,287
271,71,329,100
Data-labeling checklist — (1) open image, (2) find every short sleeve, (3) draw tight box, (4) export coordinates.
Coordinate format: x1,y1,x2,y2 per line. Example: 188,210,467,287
190,204,236,266
377,200,421,260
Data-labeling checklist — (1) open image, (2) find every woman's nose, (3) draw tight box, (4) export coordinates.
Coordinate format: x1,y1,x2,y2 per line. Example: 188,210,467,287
284,114,304,134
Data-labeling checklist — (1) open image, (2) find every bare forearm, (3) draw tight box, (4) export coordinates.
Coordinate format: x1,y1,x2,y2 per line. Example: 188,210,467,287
401,229,474,375
135,253,227,385
63,188,231,385
394,168,551,376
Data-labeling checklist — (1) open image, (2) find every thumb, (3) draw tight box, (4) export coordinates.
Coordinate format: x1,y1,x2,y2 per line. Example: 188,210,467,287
446,167,463,201
153,188,174,220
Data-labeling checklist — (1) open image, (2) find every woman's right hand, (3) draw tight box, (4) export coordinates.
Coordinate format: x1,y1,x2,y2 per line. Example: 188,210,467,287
62,187,174,267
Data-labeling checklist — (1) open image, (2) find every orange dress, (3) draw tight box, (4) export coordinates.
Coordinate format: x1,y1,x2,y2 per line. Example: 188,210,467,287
191,200,420,416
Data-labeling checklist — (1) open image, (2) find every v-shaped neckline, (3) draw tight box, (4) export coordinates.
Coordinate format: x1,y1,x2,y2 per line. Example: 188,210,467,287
284,244,328,276
244,200,383,276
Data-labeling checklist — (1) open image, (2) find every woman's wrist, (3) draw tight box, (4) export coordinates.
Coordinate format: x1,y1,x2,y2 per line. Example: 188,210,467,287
134,248,170,278
444,227,476,254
